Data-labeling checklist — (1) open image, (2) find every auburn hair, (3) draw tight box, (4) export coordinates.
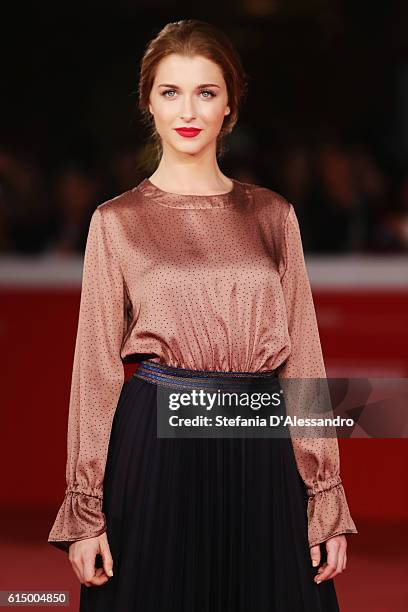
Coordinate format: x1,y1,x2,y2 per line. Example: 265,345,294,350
137,19,248,169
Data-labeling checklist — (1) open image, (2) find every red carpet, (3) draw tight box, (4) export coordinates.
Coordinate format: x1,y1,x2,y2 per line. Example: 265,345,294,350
0,509,406,611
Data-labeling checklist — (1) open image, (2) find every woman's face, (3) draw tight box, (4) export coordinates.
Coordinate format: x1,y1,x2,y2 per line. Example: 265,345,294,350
148,54,230,155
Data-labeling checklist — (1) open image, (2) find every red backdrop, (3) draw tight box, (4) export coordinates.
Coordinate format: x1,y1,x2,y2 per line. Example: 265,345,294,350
1,283,407,522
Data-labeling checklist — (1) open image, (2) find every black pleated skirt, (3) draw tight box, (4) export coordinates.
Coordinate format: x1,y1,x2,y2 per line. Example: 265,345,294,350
80,363,340,612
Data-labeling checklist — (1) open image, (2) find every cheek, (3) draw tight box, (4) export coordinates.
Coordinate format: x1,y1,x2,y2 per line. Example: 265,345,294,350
154,102,177,123
202,103,227,125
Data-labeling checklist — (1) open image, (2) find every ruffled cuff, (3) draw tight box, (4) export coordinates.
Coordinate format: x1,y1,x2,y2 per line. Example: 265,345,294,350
48,490,106,553
307,481,358,547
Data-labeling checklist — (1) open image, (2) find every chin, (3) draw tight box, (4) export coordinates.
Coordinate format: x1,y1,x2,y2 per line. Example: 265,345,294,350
171,141,206,154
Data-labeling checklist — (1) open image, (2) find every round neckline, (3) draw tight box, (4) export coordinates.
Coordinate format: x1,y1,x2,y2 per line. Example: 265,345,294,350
136,176,240,209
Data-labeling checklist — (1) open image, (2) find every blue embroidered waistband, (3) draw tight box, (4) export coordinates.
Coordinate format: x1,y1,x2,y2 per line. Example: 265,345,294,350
134,359,279,390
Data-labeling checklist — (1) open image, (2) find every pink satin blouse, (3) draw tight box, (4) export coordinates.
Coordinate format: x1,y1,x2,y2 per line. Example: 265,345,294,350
48,177,358,552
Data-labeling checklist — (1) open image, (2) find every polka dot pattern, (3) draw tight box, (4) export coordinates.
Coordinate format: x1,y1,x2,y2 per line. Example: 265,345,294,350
276,204,357,547
47,177,357,553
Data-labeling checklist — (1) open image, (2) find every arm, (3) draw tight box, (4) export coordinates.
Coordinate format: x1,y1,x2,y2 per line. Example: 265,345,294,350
48,206,128,552
278,203,358,548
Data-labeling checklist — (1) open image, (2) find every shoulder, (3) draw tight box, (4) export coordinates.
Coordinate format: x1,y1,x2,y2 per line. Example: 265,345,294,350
85,188,140,258
95,186,138,219
238,179,293,222
87,185,146,240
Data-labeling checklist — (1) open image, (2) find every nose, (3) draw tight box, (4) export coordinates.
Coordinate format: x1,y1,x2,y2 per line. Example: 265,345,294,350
180,95,196,121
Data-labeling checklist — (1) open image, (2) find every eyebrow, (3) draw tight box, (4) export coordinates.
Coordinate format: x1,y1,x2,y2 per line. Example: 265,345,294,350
157,83,221,89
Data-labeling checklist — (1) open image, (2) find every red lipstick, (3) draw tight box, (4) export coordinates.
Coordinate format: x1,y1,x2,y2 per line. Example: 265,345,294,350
175,128,202,138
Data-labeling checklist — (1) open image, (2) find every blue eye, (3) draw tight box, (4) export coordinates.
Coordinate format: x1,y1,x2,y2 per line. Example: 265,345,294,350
161,89,216,98
201,90,216,98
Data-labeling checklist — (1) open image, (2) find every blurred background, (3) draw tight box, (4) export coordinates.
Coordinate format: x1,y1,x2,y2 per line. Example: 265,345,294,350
1,1,407,610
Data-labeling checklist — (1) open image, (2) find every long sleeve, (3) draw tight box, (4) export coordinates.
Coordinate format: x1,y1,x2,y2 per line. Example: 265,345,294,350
48,207,128,553
277,203,358,548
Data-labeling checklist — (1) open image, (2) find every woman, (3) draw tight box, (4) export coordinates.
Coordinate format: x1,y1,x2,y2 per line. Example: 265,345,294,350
48,19,358,611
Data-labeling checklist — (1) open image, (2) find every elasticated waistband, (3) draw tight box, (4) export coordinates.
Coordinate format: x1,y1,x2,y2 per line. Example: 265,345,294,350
134,359,279,390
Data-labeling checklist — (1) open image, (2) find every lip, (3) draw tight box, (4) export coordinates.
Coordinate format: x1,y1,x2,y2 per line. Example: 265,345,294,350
175,128,202,138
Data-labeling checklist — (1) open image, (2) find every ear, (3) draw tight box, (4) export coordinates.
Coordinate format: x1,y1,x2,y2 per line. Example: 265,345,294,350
225,106,231,116
148,103,153,115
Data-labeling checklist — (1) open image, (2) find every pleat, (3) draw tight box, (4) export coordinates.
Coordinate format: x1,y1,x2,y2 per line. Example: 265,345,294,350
80,376,340,612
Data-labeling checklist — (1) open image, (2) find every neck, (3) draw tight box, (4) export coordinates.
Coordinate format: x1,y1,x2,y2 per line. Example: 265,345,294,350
150,148,231,195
